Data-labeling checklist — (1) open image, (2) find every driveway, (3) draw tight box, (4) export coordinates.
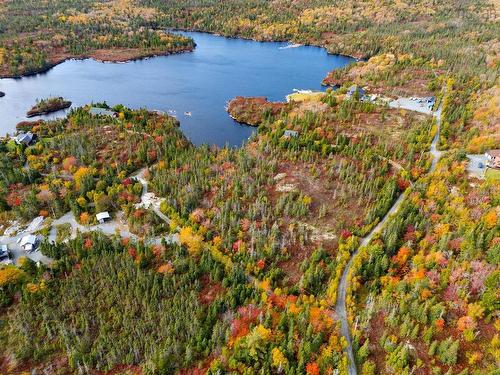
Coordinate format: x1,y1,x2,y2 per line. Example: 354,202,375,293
336,95,443,375
1,167,179,266
388,97,434,115
466,154,487,179
1,225,52,265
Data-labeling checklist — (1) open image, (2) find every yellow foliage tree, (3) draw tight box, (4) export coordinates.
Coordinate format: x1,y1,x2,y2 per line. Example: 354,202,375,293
426,180,447,201
26,281,47,293
80,211,91,225
179,226,203,256
0,266,26,287
254,324,271,341
467,302,485,320
73,166,92,191
271,347,288,370
484,209,497,229
77,196,87,208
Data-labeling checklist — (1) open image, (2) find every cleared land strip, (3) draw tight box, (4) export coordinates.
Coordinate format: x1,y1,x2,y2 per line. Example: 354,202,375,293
336,98,443,375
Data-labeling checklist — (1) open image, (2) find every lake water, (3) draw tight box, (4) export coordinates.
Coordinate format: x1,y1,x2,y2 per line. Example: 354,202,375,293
0,32,353,146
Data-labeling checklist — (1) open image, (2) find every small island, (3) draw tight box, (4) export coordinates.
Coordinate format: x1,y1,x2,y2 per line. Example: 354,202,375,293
0,91,5,97
27,97,72,117
227,96,286,126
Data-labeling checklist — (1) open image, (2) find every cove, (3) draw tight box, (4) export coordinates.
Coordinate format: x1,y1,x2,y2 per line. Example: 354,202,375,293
0,32,353,147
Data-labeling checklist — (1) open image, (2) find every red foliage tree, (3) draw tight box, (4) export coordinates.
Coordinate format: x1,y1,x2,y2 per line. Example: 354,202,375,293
306,362,320,375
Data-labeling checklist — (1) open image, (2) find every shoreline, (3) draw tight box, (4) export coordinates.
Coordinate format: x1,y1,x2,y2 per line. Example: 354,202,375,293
0,46,195,80
227,111,257,127
163,28,366,61
27,100,72,118
226,96,287,127
0,29,363,80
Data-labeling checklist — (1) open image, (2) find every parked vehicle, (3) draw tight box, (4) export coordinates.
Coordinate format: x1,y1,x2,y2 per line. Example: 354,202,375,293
0,244,13,265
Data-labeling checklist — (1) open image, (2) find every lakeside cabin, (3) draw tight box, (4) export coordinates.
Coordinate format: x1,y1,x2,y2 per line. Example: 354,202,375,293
346,85,366,100
89,107,116,117
15,132,35,146
485,149,500,169
20,234,39,252
96,211,111,224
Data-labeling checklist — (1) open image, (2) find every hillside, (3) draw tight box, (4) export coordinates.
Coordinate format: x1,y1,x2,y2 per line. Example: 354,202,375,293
0,1,498,374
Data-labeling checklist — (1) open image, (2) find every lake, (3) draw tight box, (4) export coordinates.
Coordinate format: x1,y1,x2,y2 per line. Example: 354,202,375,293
0,32,353,146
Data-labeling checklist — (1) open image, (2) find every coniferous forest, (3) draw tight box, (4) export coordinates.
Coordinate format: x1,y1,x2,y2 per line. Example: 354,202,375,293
0,1,498,374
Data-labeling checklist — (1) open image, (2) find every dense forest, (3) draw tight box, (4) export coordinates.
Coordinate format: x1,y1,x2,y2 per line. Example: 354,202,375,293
0,0,194,77
347,151,499,373
0,0,498,374
0,94,437,373
1,0,498,79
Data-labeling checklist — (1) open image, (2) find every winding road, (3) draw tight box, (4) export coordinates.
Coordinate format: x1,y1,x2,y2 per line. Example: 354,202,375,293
336,100,443,374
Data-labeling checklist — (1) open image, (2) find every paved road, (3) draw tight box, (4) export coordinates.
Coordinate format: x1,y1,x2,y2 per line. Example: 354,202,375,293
336,99,443,374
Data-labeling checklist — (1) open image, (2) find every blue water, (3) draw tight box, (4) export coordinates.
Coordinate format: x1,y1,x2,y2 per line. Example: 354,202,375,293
0,32,353,146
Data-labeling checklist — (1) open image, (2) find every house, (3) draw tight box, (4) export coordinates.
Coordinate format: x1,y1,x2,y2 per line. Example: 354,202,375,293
89,107,116,117
485,149,500,169
20,234,39,252
15,132,35,146
346,85,366,100
96,211,111,224
283,130,298,138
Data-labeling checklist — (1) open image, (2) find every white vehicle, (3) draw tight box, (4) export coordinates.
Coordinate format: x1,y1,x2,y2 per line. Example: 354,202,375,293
20,234,39,253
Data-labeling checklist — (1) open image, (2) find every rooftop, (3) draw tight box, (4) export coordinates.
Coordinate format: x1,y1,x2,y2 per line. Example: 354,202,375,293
15,132,34,144
486,149,500,158
96,211,111,221
89,107,116,117
347,85,365,96
283,130,299,138
20,234,38,246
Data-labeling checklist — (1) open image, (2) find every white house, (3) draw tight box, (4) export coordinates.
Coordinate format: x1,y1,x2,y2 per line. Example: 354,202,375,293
96,211,111,224
20,234,39,252
283,130,299,138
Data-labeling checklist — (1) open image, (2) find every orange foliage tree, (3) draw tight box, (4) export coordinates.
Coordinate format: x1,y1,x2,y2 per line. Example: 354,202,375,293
306,362,320,375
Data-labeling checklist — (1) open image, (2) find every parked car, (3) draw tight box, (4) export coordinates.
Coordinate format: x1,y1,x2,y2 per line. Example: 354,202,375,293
0,244,13,265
